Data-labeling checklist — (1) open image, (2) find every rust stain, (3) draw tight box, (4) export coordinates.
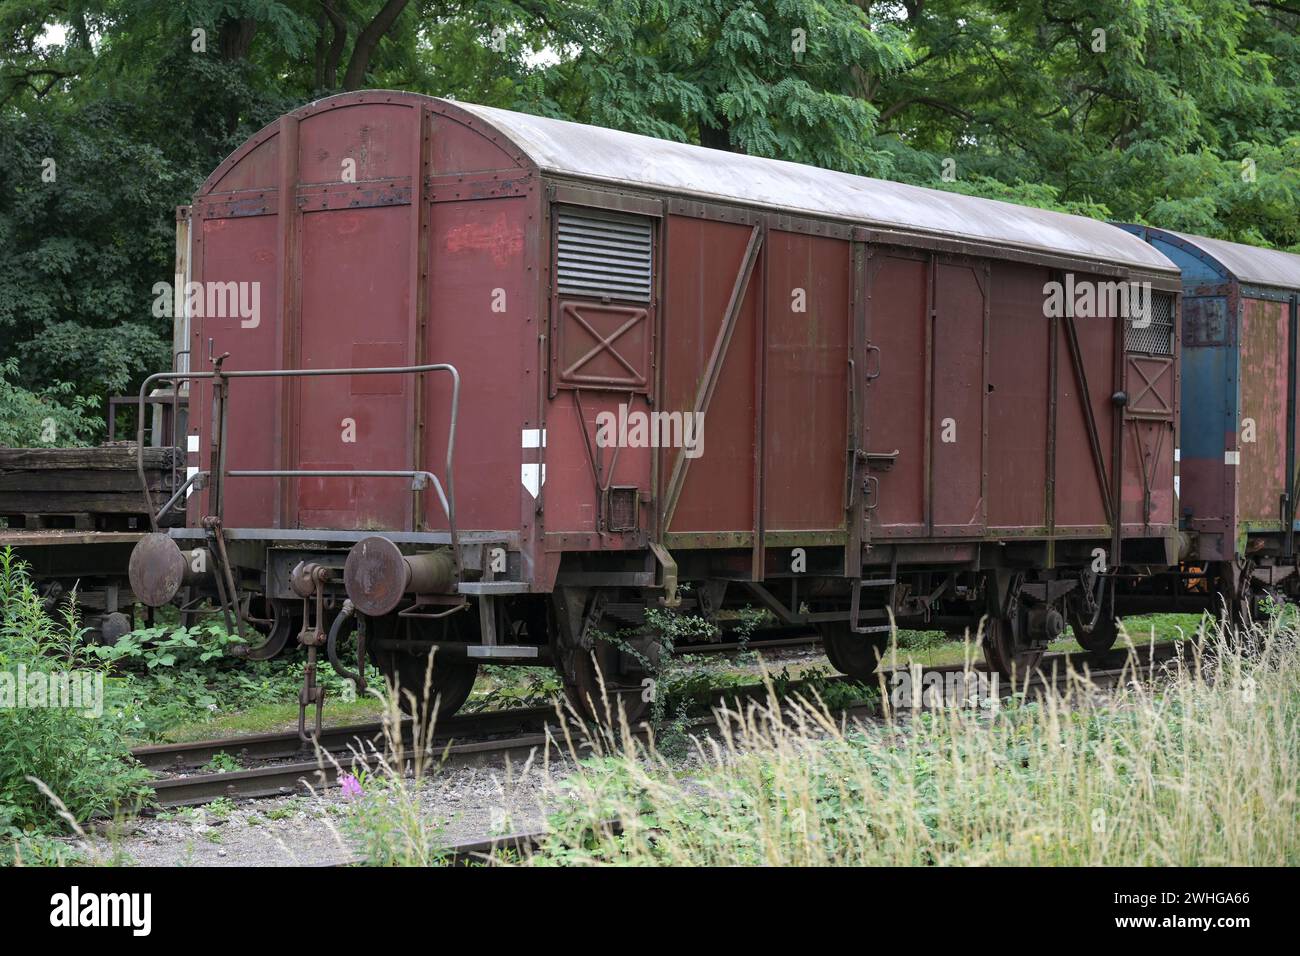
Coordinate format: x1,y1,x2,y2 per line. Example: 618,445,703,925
444,213,525,267
334,214,362,235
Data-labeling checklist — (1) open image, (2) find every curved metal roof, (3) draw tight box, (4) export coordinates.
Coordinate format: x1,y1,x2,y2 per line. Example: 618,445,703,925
455,100,1178,275
1134,226,1300,290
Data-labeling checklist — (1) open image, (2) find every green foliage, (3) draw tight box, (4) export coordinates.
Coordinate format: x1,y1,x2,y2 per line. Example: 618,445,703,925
0,549,151,846
3,0,1299,426
0,358,101,446
90,619,243,670
108,640,383,741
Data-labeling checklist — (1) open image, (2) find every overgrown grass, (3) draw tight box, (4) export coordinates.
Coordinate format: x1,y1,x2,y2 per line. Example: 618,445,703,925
505,614,1297,865
0,549,151,862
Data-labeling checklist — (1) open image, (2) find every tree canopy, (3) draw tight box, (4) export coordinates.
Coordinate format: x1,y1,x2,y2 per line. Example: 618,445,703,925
2,0,1298,442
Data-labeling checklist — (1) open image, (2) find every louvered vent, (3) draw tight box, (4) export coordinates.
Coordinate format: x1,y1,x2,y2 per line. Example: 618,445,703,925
556,211,653,302
1126,291,1175,355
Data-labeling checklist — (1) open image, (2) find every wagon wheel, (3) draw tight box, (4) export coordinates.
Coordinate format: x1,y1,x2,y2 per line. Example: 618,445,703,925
556,594,660,727
1069,609,1119,655
562,644,656,727
240,598,300,661
1065,580,1119,656
981,613,1044,681
368,610,479,721
819,627,846,672
1214,561,1263,640
817,621,888,682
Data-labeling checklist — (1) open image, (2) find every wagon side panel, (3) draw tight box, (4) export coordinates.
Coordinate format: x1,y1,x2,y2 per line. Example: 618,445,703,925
1237,295,1290,528
986,262,1050,533
1178,296,1235,557
660,215,759,538
762,230,851,535
1054,292,1115,532
864,252,927,536
930,259,987,535
189,211,282,529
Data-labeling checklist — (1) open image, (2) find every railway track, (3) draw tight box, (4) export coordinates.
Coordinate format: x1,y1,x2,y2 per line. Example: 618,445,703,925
135,640,1184,810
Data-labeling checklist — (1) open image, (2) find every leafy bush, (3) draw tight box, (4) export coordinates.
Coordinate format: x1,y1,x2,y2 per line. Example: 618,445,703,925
0,358,101,447
0,549,151,851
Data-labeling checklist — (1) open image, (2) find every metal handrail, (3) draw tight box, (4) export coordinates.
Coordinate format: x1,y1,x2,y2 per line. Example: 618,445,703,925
135,363,462,558
152,468,208,525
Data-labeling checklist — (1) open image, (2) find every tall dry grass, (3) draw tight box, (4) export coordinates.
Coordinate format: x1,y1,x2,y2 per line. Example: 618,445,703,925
509,615,1299,866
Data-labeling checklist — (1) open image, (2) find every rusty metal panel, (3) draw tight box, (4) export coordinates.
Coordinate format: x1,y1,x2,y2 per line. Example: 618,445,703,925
660,215,758,533
1054,301,1115,530
761,230,850,533
294,204,414,530
297,102,415,185
1238,296,1290,525
1178,297,1234,543
986,262,1050,531
554,301,651,390
422,195,533,533
429,110,529,175
544,391,654,533
206,137,279,194
1122,355,1177,527
930,261,985,534
189,213,281,528
865,253,927,535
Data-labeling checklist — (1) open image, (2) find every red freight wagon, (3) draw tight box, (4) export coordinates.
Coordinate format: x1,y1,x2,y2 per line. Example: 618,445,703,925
129,92,1182,725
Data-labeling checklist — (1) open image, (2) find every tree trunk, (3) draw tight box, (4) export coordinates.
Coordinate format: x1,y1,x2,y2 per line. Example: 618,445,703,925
218,17,258,61
320,0,350,90
341,0,412,90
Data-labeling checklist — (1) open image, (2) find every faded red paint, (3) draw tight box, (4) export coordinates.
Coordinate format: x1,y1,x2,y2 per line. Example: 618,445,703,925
184,91,1178,596
189,94,533,540
443,215,525,267
1238,297,1290,524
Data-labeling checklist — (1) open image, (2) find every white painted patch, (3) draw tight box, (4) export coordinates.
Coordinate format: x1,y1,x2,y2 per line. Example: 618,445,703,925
1174,447,1180,462
187,434,200,453
521,463,546,498
186,465,198,498
522,428,546,448
1225,450,1240,466
1174,475,1181,496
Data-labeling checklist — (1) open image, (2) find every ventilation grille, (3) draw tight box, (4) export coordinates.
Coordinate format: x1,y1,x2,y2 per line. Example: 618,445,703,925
557,212,653,302
1126,291,1175,355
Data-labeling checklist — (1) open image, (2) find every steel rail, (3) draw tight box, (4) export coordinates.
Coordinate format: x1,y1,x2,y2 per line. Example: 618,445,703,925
133,705,556,772
139,641,1185,809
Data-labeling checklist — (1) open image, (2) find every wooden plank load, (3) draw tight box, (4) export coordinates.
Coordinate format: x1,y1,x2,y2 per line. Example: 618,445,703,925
0,444,182,529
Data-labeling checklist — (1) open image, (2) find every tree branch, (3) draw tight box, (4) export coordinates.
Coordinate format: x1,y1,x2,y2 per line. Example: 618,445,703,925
341,0,411,91
320,0,349,90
